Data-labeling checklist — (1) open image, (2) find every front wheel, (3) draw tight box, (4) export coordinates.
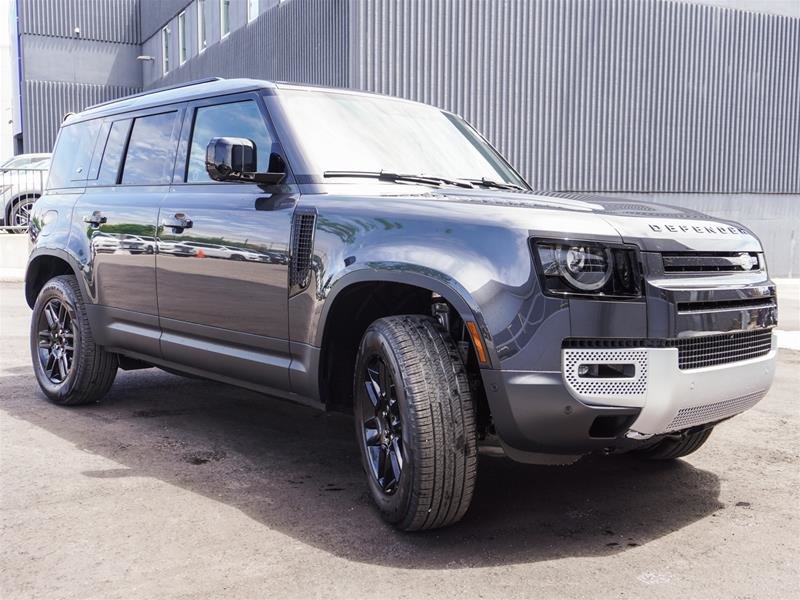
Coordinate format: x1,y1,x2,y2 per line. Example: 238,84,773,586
354,315,477,531
632,427,714,460
30,275,118,405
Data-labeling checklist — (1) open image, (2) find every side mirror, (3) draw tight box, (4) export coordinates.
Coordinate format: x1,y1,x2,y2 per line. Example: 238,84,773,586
205,137,285,185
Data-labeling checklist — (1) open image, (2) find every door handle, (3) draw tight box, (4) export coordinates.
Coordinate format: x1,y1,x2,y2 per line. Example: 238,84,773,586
161,213,193,231
83,211,107,227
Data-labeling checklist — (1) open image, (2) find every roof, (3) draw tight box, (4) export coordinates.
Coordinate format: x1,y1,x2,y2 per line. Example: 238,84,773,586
69,78,277,124
66,77,443,125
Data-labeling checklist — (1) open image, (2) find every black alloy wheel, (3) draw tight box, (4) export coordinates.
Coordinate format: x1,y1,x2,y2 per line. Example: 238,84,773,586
361,355,404,494
36,298,76,383
354,315,477,531
30,275,118,405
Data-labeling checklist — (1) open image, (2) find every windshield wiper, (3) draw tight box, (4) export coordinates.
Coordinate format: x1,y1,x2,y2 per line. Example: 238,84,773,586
324,170,474,189
465,177,525,191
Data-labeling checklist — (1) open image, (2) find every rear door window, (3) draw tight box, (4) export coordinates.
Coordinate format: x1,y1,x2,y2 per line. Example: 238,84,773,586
47,119,101,189
121,111,179,185
95,119,132,186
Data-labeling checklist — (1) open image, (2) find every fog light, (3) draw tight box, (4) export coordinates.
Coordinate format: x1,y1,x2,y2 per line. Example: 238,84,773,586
577,363,635,378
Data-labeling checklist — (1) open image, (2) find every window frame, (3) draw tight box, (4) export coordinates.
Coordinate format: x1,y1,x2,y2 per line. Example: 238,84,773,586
220,0,231,38
161,26,170,75
172,92,291,187
197,0,207,53
79,106,184,188
178,11,187,64
247,0,258,22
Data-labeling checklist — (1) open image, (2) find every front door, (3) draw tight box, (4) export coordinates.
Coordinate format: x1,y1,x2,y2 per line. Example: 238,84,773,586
156,94,295,393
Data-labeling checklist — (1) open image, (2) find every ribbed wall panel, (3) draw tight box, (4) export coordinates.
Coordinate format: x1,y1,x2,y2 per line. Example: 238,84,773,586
22,80,141,152
19,0,140,44
347,0,800,193
151,0,350,89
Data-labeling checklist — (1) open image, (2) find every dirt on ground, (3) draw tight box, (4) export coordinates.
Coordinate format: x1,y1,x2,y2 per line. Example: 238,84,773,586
1,282,798,599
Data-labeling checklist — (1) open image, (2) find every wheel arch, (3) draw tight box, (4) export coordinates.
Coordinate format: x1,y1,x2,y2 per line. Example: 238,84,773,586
25,249,88,309
315,267,495,414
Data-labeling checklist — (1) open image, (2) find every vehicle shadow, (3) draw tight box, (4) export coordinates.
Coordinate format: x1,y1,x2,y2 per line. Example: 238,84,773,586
0,366,724,568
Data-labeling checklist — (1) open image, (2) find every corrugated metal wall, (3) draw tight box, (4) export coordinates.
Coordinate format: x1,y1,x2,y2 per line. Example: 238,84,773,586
22,81,141,151
150,0,350,89
17,0,143,153
18,0,140,44
349,0,800,193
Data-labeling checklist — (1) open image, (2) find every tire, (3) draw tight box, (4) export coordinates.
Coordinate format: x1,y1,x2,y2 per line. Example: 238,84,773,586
633,427,714,460
354,315,477,531
10,196,36,230
30,275,118,405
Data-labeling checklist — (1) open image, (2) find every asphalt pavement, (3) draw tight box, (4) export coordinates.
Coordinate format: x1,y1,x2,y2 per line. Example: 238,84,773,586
1,281,798,599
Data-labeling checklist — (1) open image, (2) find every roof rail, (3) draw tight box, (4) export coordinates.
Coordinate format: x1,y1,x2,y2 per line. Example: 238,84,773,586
85,77,225,111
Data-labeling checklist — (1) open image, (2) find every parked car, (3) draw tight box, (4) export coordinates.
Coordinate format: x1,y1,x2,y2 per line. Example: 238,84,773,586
24,79,778,531
119,234,156,254
0,154,51,229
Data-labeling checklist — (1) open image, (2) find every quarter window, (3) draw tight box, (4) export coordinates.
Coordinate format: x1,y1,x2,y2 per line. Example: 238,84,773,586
121,112,178,185
178,11,187,64
220,0,230,37
47,119,101,189
161,26,170,74
186,100,273,182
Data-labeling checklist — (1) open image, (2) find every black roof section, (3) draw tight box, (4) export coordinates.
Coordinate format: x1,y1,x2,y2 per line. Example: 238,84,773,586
68,77,277,123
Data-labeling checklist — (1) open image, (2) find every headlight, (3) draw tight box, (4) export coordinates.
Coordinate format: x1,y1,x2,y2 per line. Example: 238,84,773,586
533,239,642,298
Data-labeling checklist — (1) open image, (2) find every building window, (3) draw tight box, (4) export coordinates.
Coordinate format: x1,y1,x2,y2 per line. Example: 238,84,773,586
178,11,187,64
220,0,230,38
247,0,258,22
197,0,207,52
161,26,170,74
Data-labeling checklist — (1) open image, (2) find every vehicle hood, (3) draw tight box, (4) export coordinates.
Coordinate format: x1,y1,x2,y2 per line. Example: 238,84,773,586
423,188,763,253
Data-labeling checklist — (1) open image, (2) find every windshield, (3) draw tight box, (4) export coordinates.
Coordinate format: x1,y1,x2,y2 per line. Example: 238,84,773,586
278,88,528,188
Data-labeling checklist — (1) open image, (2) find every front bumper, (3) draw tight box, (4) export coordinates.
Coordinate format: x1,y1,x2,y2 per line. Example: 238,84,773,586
562,335,777,436
481,332,777,458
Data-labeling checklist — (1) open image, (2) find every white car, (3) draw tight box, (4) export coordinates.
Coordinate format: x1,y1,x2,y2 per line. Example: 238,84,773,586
1,154,52,229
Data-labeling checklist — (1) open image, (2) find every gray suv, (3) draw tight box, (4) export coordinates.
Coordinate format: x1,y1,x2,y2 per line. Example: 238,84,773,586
26,78,778,530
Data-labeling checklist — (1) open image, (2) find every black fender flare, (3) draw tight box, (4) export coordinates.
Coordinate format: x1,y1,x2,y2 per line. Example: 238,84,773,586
25,247,91,308
313,264,498,368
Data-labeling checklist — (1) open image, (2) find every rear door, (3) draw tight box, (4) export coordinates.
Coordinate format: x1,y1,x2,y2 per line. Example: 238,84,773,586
156,93,296,393
76,109,182,357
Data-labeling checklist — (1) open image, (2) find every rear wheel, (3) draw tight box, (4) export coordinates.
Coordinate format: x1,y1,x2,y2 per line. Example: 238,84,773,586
354,315,477,531
632,427,714,460
30,275,117,405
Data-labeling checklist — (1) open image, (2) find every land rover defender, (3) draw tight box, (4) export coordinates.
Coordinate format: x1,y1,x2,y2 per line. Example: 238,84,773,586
26,78,778,530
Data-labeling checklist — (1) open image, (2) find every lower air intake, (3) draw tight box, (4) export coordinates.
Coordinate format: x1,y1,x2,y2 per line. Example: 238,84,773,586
665,389,766,432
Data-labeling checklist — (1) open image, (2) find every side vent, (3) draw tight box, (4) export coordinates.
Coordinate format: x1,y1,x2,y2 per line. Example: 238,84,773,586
290,208,317,291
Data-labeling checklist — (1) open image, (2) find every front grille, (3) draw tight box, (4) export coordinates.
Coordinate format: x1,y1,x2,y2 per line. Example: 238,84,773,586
675,329,773,369
662,252,761,273
563,328,773,370
665,389,766,432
